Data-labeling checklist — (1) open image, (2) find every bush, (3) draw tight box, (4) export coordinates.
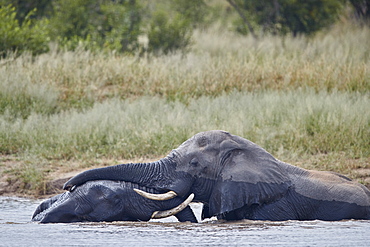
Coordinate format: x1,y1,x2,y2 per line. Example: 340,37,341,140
170,0,209,28
47,0,142,53
147,11,192,55
234,0,346,36
99,1,142,52
0,0,52,23
0,4,49,57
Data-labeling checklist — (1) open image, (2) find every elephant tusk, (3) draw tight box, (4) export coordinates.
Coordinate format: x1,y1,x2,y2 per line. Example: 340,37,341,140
151,193,194,219
133,188,178,201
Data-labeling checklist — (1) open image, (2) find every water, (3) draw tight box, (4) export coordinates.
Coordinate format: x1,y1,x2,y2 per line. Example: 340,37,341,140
1,196,370,247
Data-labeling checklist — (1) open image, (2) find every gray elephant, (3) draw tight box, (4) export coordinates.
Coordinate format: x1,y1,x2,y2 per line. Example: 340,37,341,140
32,180,197,223
64,130,370,221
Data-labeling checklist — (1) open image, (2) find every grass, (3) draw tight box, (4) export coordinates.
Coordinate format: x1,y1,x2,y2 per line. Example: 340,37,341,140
1,23,369,115
0,22,369,196
1,90,369,159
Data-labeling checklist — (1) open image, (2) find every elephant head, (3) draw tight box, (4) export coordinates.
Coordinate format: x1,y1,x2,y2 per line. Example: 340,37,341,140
33,180,197,223
63,130,292,218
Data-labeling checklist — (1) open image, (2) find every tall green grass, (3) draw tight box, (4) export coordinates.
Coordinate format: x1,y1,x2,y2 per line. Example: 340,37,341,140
1,90,368,161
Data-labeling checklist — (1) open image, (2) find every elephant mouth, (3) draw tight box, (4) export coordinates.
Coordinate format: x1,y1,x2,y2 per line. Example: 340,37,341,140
151,193,195,219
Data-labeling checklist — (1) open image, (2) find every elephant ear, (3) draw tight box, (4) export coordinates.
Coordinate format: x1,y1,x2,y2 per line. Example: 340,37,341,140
208,142,291,217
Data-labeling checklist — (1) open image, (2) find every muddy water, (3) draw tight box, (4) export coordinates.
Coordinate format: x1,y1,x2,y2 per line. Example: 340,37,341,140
1,197,370,246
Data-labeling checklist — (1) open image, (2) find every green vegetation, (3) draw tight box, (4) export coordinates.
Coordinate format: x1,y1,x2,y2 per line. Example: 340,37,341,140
46,0,142,53
147,10,192,54
232,0,346,36
1,0,370,56
0,1,369,196
0,5,49,57
1,90,369,160
1,24,369,115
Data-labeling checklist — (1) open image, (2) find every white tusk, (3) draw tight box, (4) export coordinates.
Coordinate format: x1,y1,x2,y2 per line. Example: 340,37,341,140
133,188,177,201
151,193,194,219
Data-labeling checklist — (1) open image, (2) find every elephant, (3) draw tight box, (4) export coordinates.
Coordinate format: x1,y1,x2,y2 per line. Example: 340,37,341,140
32,180,197,223
63,130,370,221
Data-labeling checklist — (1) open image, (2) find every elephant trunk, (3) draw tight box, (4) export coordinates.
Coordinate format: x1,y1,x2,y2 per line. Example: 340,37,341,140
64,159,169,190
63,157,193,197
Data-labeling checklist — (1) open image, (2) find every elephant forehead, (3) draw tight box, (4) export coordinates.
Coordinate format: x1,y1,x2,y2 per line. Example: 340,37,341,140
192,130,231,147
197,135,208,147
176,132,228,154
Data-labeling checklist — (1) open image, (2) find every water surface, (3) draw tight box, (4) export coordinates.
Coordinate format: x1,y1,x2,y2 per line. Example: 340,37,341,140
1,196,369,246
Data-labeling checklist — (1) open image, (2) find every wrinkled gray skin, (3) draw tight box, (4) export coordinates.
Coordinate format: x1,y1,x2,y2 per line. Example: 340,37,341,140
64,130,370,221
32,180,197,223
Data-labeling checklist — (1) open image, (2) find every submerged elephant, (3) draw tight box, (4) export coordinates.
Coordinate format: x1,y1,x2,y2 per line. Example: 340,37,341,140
64,130,370,221
32,180,197,223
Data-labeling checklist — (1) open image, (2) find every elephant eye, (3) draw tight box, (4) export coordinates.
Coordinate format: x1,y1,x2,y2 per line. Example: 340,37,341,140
190,158,199,167
221,151,233,165
224,152,232,160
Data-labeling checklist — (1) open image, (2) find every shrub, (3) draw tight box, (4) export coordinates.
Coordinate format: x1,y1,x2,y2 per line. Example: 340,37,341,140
170,0,209,28
0,4,49,57
47,0,142,53
147,11,192,55
233,0,346,36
